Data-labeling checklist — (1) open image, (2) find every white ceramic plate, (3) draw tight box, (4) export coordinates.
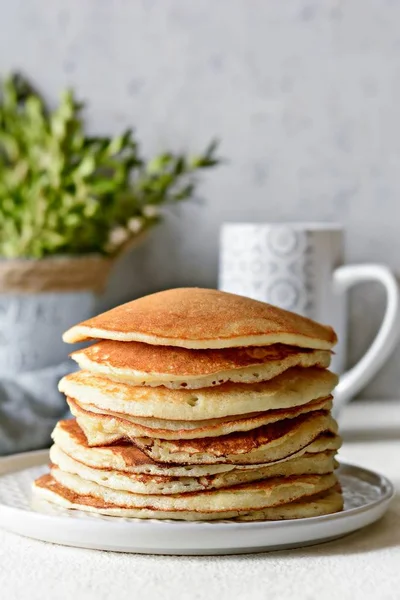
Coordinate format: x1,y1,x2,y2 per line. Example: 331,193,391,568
0,450,394,555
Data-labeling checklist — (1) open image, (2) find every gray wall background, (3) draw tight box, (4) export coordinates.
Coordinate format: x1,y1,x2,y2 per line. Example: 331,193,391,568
1,0,399,398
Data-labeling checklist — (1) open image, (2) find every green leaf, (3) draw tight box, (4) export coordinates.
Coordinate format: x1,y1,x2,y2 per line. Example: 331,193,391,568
146,153,173,174
77,154,96,178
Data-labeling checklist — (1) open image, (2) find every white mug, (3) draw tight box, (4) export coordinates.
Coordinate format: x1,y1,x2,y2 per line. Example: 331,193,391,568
219,222,400,414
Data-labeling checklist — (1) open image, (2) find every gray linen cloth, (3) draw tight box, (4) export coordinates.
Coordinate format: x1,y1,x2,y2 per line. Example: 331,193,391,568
0,361,72,455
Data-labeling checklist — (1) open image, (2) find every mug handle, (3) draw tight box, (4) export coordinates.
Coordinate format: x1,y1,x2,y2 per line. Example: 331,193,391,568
333,264,400,413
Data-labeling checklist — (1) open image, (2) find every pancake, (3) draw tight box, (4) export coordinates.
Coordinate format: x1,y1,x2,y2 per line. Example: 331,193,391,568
236,488,343,521
70,341,331,389
33,475,342,520
133,411,338,465
59,367,337,420
33,469,337,520
63,287,337,350
50,444,338,495
53,419,342,476
33,475,342,521
67,395,333,443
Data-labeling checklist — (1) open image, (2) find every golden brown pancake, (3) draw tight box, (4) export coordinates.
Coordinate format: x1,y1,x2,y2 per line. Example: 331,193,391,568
70,341,331,389
33,469,337,520
63,287,337,350
59,367,337,420
33,474,342,520
52,419,342,476
236,488,343,521
50,443,338,495
67,395,333,443
133,411,339,465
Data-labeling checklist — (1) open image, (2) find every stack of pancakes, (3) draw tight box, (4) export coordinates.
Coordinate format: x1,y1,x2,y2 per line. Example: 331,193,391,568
33,288,343,521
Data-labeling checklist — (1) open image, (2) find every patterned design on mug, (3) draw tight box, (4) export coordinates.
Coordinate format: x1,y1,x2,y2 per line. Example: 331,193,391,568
219,225,315,317
267,227,302,257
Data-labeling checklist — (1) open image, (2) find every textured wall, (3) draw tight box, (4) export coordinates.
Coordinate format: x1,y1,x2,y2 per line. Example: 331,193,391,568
1,0,400,397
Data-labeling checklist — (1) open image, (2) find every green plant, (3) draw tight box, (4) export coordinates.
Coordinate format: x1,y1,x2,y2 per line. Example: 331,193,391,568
0,73,220,259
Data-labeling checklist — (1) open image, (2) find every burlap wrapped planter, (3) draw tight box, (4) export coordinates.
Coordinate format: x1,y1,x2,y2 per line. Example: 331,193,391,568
0,255,113,375
0,255,113,293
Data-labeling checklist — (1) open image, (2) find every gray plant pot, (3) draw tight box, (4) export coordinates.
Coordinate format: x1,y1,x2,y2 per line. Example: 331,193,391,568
0,291,98,374
0,255,113,372
0,255,112,454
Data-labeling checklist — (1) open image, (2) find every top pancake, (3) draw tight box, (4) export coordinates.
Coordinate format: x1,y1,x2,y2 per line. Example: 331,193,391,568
63,288,337,350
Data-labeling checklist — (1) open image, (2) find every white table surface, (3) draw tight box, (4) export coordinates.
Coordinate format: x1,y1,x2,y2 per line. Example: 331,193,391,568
1,400,399,600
